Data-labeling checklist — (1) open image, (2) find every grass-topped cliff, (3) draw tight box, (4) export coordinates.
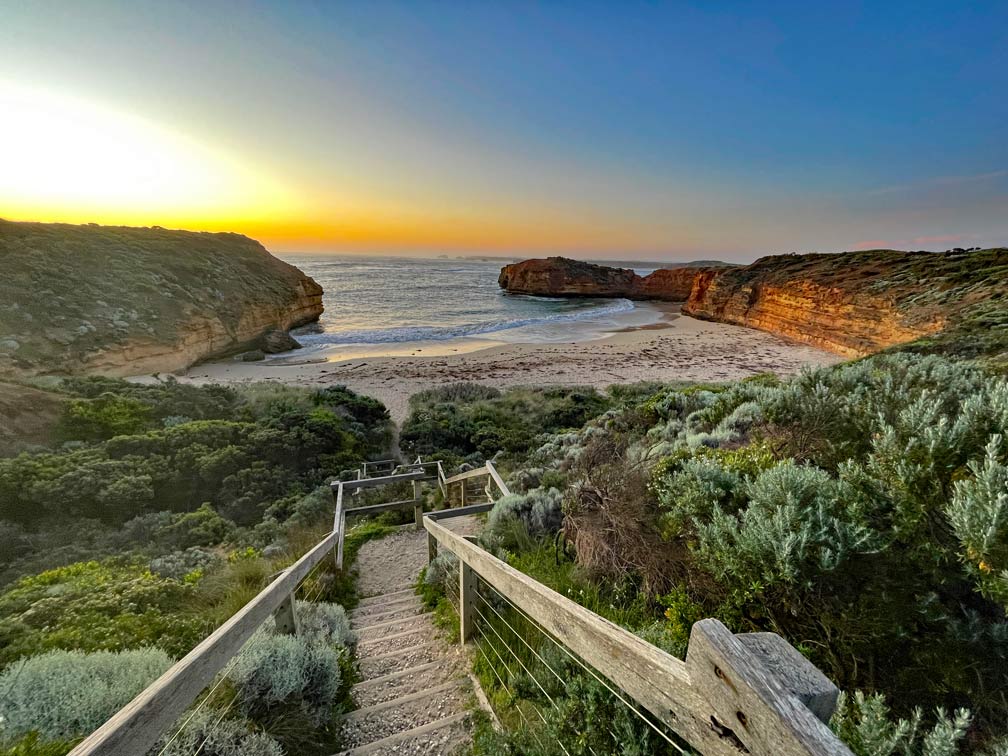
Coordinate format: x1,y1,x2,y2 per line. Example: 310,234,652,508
500,249,1008,367
0,220,323,378
684,248,1008,365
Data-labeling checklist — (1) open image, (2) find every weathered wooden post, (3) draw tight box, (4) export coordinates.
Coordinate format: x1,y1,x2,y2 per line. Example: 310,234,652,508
428,531,438,563
459,560,476,644
686,619,848,755
273,592,299,635
459,480,467,508
413,479,423,529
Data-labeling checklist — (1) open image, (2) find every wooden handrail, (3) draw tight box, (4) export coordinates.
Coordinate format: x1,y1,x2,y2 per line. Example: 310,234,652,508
424,512,849,756
485,460,510,497
69,529,339,756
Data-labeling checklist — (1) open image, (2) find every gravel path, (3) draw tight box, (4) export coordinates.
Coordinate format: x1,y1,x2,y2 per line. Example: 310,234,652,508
339,516,483,755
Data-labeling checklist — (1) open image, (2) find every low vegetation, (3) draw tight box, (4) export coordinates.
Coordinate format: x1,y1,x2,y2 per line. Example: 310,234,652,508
0,378,390,754
418,354,1008,754
3,345,1007,753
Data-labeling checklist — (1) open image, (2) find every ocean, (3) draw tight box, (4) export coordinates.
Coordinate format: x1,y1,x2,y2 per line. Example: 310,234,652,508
278,255,664,360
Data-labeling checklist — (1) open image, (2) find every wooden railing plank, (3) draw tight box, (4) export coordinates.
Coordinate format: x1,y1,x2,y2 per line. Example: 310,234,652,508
485,460,511,497
687,620,851,755
424,517,738,755
423,515,850,756
442,465,490,486
68,531,338,756
343,498,421,519
335,470,426,490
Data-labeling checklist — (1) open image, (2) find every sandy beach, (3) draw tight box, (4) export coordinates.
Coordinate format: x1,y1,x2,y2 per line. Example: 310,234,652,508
171,307,842,423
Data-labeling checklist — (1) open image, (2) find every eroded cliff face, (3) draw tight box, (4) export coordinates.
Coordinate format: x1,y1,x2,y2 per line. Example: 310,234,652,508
683,269,942,357
499,250,1007,358
498,256,713,300
0,220,324,377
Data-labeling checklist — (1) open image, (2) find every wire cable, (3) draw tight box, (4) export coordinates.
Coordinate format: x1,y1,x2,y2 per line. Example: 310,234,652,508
481,580,687,754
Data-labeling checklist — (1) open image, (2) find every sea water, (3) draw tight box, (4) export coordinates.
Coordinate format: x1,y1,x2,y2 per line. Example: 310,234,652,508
277,255,666,361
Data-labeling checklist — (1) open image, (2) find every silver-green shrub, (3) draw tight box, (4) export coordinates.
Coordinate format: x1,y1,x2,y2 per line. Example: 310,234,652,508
947,435,1008,606
228,632,341,724
0,648,172,743
830,691,970,756
425,548,459,594
149,546,223,580
150,710,284,756
295,600,354,648
484,488,563,549
260,600,354,648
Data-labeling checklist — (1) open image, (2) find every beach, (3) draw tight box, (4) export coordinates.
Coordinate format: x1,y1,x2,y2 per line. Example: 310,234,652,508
173,306,841,423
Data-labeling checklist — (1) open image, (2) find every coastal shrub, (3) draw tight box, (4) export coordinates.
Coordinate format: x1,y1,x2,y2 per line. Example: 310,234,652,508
55,394,150,442
0,560,204,665
0,648,172,743
830,692,971,756
0,380,388,533
228,633,343,725
262,600,354,648
149,710,284,756
156,503,236,549
424,549,459,595
149,546,223,581
483,488,563,550
296,600,354,647
401,385,611,460
410,382,501,405
546,352,1008,740
947,436,1008,608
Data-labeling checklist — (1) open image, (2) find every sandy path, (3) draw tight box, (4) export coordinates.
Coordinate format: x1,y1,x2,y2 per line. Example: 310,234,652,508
354,517,483,598
171,311,841,424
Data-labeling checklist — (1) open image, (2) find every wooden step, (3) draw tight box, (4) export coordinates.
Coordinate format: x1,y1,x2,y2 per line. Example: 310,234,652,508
356,640,442,680
350,600,427,628
351,595,423,623
356,626,429,657
355,612,434,641
351,658,462,708
336,710,470,755
338,680,469,748
355,587,414,608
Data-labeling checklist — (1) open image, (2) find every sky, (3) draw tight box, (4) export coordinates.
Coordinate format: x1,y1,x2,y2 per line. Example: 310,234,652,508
1,1,1006,262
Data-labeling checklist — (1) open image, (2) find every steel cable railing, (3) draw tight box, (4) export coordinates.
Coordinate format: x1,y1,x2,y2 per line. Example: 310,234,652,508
478,577,689,754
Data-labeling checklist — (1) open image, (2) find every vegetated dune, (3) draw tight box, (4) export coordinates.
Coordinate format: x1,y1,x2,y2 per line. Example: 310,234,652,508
499,249,1008,362
0,220,323,377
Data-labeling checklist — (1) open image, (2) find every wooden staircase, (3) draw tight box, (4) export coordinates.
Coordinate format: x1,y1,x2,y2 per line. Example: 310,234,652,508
337,588,473,755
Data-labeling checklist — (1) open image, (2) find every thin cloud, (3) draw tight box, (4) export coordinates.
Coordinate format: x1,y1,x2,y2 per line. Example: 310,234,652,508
867,170,1007,196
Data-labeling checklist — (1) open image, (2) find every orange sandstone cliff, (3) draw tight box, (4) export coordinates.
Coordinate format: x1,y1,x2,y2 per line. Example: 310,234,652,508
0,220,324,377
497,257,716,300
500,250,1008,359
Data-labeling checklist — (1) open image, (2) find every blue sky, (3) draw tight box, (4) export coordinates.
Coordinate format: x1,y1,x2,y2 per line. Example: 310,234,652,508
1,1,1006,260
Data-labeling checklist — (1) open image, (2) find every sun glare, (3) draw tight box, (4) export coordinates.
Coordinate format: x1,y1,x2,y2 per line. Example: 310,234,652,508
0,81,297,226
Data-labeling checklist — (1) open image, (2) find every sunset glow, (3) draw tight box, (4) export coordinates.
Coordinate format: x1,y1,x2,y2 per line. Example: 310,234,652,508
1,3,1006,259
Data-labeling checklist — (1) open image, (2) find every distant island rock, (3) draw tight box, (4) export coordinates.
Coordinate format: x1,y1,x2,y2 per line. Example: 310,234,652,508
500,250,1008,361
498,256,724,300
0,220,324,377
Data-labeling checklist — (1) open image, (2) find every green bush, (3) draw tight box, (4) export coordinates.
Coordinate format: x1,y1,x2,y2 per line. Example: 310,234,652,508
56,394,150,442
150,710,284,756
483,488,563,551
526,353,1008,742
0,561,205,665
830,691,971,756
0,648,172,743
228,633,343,726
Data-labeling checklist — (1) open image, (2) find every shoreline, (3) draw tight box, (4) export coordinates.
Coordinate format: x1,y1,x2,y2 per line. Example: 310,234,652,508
164,310,843,423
